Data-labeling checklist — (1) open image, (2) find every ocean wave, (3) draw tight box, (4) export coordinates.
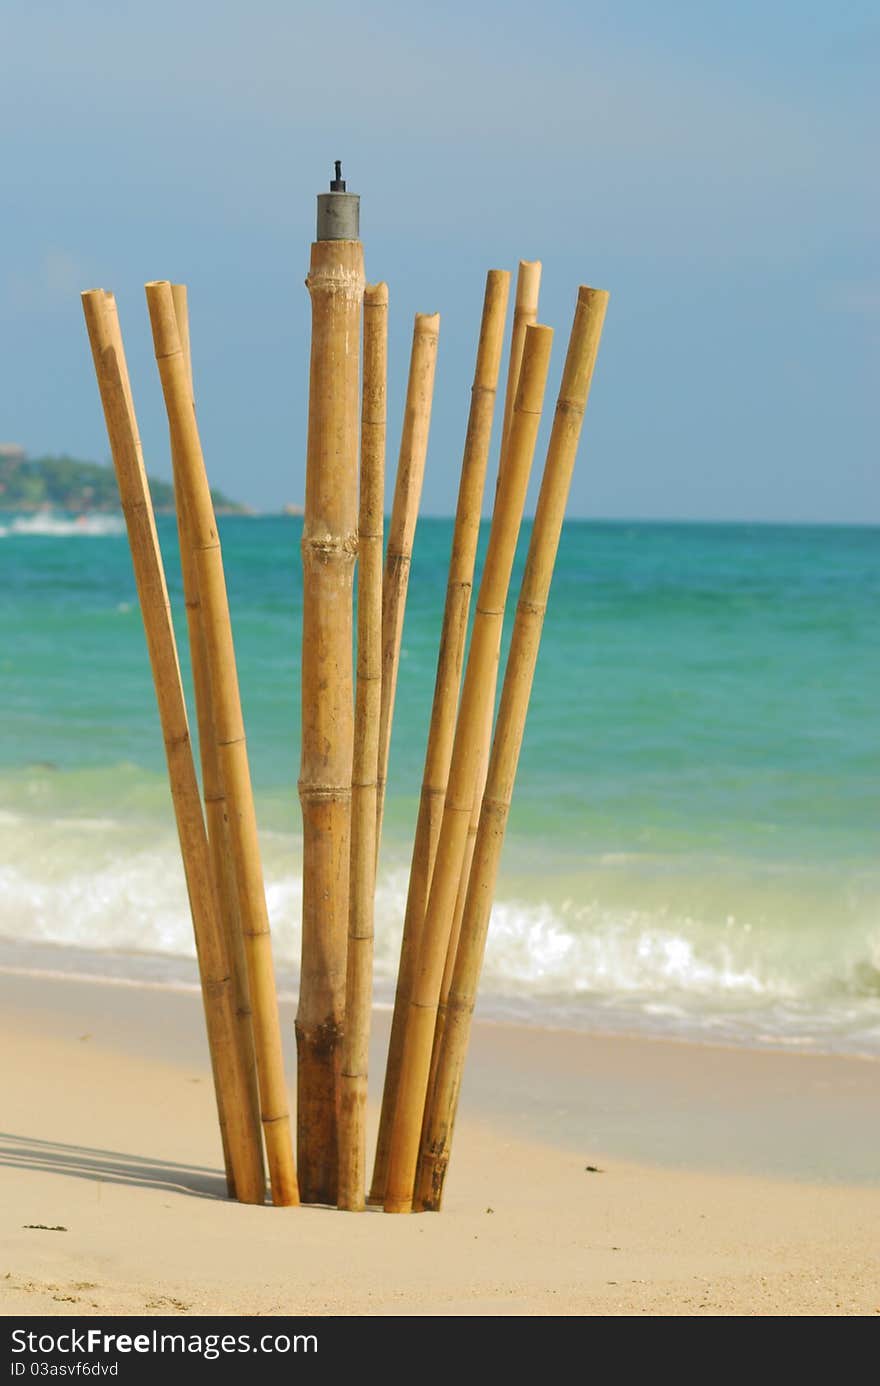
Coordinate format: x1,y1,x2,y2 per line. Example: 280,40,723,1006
0,805,878,1054
0,513,125,537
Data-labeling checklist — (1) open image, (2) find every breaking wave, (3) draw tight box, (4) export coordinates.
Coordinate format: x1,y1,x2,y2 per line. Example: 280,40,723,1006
0,804,877,1056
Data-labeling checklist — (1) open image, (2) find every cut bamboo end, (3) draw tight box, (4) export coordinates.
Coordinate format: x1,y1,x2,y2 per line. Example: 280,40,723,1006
416,284,609,1209
144,279,298,1208
473,270,512,391
169,283,194,397
501,260,542,456
368,270,510,1206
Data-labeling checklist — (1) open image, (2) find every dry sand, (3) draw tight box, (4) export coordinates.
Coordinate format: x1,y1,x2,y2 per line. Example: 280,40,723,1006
1,970,878,1316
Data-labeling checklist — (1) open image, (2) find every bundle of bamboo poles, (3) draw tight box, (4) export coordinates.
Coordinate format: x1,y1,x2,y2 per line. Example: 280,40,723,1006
80,168,607,1213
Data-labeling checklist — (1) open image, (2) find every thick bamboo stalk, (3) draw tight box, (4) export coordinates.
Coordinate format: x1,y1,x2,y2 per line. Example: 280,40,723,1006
500,261,542,459
81,288,265,1205
417,262,544,1198
368,271,509,1204
384,323,554,1213
168,284,265,1203
298,238,365,1204
374,311,440,854
145,280,298,1208
417,285,609,1210
338,283,388,1211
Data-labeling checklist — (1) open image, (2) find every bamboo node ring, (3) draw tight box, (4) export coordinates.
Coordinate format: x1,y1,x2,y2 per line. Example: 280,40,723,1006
163,732,192,750
297,782,353,803
301,534,358,560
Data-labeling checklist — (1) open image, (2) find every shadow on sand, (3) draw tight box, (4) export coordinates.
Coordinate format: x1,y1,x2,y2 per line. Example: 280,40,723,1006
0,1131,229,1201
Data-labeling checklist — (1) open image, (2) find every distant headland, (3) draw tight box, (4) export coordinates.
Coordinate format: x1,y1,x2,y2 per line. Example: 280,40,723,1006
0,445,249,515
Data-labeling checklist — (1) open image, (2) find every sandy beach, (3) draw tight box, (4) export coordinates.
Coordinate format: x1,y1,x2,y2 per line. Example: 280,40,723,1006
1,968,878,1317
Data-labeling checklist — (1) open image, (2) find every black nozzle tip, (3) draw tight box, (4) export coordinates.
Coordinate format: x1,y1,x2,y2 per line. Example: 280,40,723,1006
330,160,346,192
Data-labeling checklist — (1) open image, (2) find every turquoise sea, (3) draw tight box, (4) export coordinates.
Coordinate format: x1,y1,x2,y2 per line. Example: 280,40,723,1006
0,513,877,1054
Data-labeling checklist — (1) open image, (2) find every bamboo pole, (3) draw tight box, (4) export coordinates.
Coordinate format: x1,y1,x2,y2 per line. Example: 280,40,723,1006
443,262,543,1035
145,280,298,1208
168,284,265,1203
374,311,440,854
500,261,542,459
338,283,388,1211
368,271,509,1204
417,285,609,1210
81,289,265,1205
418,262,544,1194
384,322,554,1213
298,238,365,1204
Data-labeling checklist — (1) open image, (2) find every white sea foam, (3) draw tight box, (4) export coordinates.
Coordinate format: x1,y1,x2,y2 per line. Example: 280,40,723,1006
1,513,124,537
0,805,878,1054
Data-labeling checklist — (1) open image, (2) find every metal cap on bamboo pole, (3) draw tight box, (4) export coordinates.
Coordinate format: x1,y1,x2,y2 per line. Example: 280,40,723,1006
298,170,365,1204
417,285,609,1211
317,161,360,241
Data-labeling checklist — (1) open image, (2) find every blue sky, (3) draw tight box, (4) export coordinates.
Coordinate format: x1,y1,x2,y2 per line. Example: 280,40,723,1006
1,1,876,520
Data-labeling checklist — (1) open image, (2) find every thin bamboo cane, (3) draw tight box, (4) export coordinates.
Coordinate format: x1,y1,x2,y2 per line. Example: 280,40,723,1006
368,271,509,1204
384,322,554,1213
338,283,388,1211
374,311,440,854
500,261,542,459
81,288,265,1205
417,678,491,1203
298,238,365,1204
168,284,265,1203
145,280,298,1208
417,262,544,1202
417,285,609,1210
